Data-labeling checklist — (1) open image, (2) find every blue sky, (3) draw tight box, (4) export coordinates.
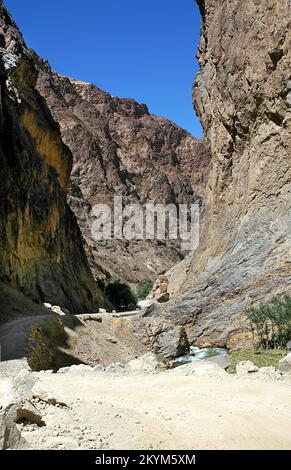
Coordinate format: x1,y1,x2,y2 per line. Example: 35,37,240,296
5,0,203,137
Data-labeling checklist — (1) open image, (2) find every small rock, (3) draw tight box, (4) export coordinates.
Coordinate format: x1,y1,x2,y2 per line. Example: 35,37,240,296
106,363,125,375
236,361,259,375
99,308,107,314
106,337,118,344
156,292,170,303
51,305,66,316
16,400,42,425
43,302,52,310
92,365,105,372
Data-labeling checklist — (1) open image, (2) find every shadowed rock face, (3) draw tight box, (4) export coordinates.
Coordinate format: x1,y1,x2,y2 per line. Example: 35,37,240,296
0,2,104,313
34,58,210,284
136,0,291,353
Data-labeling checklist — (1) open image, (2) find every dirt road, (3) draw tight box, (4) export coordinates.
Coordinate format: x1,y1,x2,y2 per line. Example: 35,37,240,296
18,367,291,450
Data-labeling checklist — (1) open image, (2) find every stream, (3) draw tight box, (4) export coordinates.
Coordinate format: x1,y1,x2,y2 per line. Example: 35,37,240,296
173,346,228,367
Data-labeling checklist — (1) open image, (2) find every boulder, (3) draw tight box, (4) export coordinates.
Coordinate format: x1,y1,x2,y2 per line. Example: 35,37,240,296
16,400,42,425
205,353,230,370
171,361,227,378
51,305,66,316
13,369,37,401
57,364,93,375
31,382,68,406
236,361,259,376
0,375,41,449
43,302,52,310
286,341,291,352
141,302,156,318
0,411,21,450
106,363,125,375
92,365,105,372
99,308,107,314
137,299,154,309
156,326,190,358
278,353,291,373
127,353,165,375
156,292,170,303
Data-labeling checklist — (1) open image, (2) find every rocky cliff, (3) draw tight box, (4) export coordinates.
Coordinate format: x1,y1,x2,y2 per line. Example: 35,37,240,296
33,58,210,284
137,0,291,355
0,2,104,314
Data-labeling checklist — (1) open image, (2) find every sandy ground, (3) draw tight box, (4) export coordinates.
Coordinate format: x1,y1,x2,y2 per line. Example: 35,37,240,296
13,366,291,451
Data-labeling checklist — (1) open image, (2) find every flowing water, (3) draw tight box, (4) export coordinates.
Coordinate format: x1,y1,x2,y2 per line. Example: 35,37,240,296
173,346,228,367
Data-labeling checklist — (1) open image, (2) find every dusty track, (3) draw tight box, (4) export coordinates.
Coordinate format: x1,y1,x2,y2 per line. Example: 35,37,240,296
17,368,291,450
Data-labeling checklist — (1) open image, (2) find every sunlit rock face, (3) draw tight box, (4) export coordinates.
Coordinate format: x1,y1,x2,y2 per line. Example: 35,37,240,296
134,0,291,354
0,2,104,313
33,57,210,285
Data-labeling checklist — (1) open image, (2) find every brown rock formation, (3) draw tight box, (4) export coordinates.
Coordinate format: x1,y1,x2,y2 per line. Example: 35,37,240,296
0,2,104,313
33,58,210,284
137,0,291,354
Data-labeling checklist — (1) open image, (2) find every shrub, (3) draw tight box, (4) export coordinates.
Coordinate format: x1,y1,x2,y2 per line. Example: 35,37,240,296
27,320,66,371
137,282,152,300
246,294,291,350
99,277,137,311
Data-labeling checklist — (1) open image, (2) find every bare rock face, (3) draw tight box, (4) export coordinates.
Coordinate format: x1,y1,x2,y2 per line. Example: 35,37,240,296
136,0,291,353
34,58,210,283
0,2,104,313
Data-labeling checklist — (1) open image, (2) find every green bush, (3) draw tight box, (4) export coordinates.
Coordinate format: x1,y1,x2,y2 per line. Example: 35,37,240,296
246,294,291,350
137,282,152,300
27,320,66,371
99,277,137,311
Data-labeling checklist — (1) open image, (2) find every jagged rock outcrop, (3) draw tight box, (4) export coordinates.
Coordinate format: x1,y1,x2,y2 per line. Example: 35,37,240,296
0,2,104,313
136,0,291,353
33,58,210,283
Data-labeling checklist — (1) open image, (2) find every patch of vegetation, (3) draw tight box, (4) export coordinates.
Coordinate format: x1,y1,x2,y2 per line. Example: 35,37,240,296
137,282,152,300
246,294,291,349
228,349,287,374
99,277,137,311
27,320,66,372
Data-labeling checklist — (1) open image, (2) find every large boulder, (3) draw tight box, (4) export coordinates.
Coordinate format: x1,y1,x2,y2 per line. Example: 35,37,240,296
31,382,68,406
0,410,21,450
156,292,170,303
171,361,227,378
156,326,190,358
127,353,165,375
0,373,42,449
278,353,291,373
205,353,230,370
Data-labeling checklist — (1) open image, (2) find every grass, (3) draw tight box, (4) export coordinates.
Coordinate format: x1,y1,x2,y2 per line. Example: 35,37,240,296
228,349,287,374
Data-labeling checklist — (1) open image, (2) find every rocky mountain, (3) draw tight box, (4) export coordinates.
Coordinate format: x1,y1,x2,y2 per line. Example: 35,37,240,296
33,58,210,284
137,0,291,355
0,2,105,313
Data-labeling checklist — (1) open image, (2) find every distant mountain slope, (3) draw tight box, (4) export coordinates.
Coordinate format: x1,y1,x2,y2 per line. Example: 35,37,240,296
34,57,210,283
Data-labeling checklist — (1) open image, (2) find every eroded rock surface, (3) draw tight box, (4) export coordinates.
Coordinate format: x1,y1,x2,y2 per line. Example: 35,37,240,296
34,57,210,284
0,2,104,313
136,0,291,353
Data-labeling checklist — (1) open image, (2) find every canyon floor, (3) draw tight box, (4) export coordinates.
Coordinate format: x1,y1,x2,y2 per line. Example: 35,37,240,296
1,359,291,451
